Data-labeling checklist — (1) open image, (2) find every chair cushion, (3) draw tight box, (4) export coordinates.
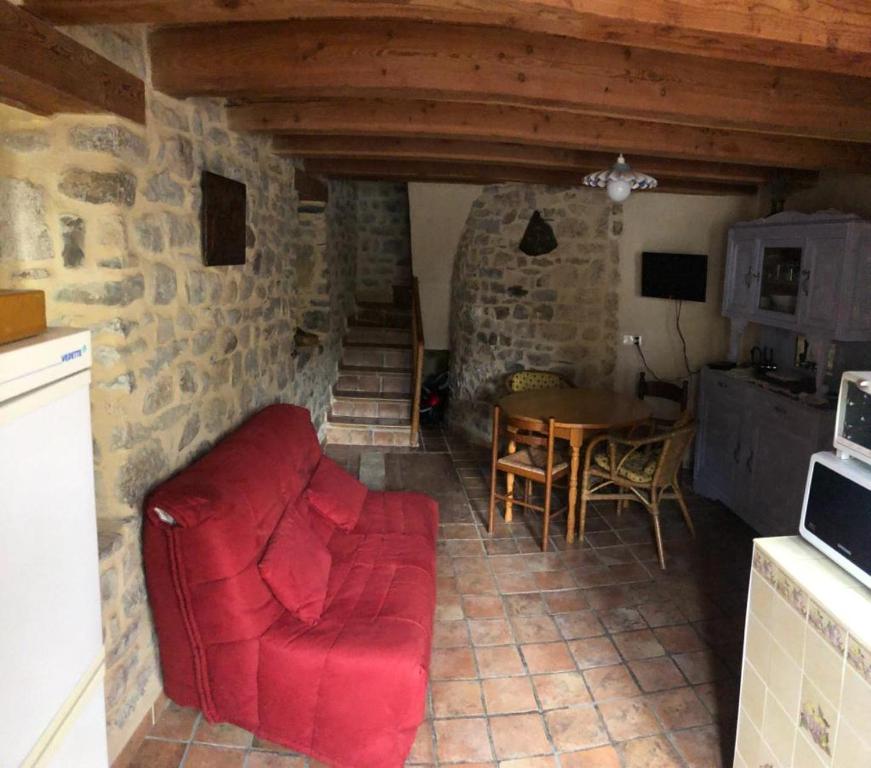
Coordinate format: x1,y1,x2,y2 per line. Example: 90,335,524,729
497,446,568,475
305,455,367,531
507,370,569,392
258,502,332,625
593,445,659,483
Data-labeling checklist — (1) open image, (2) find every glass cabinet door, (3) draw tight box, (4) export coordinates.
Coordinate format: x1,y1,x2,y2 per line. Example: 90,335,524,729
758,246,803,314
841,379,871,454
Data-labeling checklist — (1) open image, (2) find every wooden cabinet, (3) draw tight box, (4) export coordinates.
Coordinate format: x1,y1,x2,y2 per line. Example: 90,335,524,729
694,368,835,536
723,212,871,342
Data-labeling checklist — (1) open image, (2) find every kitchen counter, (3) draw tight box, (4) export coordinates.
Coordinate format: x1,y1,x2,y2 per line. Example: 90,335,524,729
735,536,871,768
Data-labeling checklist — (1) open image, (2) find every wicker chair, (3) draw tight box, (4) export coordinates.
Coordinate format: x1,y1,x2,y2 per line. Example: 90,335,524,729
578,412,696,569
487,406,569,552
636,372,690,432
505,369,574,393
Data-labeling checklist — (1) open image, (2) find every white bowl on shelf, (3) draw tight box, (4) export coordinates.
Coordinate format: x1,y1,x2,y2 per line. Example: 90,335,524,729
769,294,797,312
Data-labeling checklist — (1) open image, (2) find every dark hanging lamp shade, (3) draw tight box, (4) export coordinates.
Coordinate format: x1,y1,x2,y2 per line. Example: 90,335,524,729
519,210,557,256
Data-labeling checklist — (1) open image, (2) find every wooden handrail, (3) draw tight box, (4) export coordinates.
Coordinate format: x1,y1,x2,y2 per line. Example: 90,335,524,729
410,277,425,447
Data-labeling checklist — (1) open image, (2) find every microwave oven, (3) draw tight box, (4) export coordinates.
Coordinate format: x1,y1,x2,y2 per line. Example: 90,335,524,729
799,451,871,589
834,371,871,463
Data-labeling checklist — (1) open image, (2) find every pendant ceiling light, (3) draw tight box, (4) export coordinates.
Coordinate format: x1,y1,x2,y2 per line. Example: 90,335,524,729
582,154,658,203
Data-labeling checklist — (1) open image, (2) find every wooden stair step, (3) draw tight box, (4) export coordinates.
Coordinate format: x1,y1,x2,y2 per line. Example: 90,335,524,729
327,413,411,428
333,389,412,402
339,364,412,374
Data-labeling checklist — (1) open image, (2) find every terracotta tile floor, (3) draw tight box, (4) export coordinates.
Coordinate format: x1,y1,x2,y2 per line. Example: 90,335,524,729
129,426,754,767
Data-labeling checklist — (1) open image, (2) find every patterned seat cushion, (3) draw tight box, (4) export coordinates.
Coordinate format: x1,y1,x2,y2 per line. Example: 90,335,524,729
497,446,568,475
507,370,570,392
593,445,659,483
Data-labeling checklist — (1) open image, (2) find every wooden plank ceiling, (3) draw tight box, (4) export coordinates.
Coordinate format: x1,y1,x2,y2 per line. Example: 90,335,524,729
22,0,871,194
0,2,144,124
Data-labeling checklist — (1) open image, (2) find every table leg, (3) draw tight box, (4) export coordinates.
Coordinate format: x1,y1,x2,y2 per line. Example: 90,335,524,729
504,439,516,523
566,433,582,544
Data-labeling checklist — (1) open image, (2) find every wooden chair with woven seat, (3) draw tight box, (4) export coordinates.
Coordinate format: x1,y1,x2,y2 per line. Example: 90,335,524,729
487,405,569,552
578,412,697,569
505,369,574,393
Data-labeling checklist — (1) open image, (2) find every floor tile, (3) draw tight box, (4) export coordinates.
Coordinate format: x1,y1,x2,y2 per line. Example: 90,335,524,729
470,618,514,646
434,717,493,762
128,739,186,768
545,706,610,752
432,680,485,717
597,608,647,633
463,595,506,618
521,642,576,673
183,744,246,768
671,724,726,767
583,664,641,701
559,745,621,767
647,687,713,730
408,720,435,763
628,657,686,692
620,735,683,767
246,754,305,767
532,671,591,710
149,702,199,741
476,645,525,677
481,675,538,714
498,756,558,768
637,601,686,628
511,615,561,643
543,589,590,613
597,697,661,741
653,624,707,654
673,650,726,685
489,713,552,759
431,647,478,679
193,720,253,747
611,629,666,660
568,637,621,669
434,619,471,648
555,610,605,640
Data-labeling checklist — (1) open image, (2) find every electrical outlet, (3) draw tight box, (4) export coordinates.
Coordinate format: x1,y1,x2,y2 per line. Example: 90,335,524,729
622,334,642,346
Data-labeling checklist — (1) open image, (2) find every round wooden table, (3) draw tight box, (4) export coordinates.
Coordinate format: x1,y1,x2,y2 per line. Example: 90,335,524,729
498,388,652,542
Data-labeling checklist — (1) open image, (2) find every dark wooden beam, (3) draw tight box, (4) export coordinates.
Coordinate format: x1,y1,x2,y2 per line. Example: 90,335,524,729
23,0,871,78
150,20,871,141
232,99,871,174
0,1,144,123
303,158,759,195
274,135,812,185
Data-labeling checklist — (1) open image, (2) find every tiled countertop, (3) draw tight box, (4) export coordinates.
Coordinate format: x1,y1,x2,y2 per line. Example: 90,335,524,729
755,536,871,659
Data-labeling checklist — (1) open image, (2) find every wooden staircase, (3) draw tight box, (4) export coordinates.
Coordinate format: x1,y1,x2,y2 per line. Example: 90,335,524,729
325,300,421,446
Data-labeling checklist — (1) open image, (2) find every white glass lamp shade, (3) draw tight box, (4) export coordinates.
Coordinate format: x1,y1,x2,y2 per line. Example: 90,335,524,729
583,154,658,202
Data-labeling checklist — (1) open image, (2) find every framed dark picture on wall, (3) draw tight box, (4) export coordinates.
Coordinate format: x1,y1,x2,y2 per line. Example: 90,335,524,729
201,171,247,266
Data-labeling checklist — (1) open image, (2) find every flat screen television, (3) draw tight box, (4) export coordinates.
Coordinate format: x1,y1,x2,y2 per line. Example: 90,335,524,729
641,251,707,302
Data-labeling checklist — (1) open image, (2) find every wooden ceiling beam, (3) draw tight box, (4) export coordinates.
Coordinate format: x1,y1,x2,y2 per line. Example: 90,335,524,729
231,100,871,174
150,20,871,142
0,1,144,123
23,0,871,78
273,135,812,185
302,158,759,196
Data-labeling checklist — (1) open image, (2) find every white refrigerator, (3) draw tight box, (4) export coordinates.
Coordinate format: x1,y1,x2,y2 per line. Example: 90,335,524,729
0,328,109,768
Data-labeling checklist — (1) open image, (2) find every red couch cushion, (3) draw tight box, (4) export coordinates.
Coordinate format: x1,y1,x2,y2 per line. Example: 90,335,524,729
258,513,437,768
305,455,367,531
259,503,332,625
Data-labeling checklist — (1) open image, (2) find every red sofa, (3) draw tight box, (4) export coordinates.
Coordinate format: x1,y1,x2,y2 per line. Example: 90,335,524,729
143,404,438,768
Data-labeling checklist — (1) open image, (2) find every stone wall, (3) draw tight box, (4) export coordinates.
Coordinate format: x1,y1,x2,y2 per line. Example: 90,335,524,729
449,185,620,441
353,181,411,303
0,26,355,760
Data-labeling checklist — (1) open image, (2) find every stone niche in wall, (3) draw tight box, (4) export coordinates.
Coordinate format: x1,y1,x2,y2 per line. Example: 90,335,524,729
449,185,620,442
